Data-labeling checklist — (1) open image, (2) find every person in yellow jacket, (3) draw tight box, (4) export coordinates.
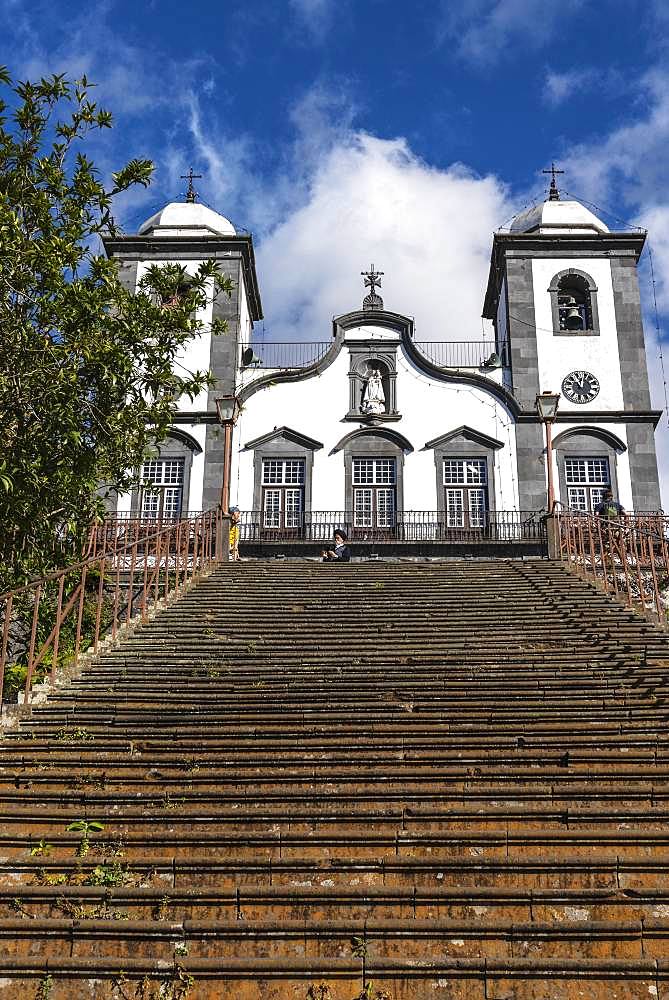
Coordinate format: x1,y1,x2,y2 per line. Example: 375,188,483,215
229,506,241,561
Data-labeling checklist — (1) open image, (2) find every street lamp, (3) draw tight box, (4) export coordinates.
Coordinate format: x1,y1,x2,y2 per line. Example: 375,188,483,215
535,390,560,512
215,395,242,513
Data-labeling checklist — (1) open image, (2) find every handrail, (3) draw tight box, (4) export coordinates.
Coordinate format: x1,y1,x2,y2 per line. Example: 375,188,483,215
556,511,669,626
1,509,225,707
239,340,509,370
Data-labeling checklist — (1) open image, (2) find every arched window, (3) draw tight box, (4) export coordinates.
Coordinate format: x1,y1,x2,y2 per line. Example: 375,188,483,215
548,269,599,336
554,427,626,513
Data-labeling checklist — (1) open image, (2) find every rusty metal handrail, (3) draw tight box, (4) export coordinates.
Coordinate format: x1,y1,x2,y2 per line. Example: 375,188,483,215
0,509,224,707
556,511,669,626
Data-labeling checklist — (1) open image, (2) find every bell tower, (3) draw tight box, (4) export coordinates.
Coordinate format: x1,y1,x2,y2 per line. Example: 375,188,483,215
103,188,263,514
483,177,662,513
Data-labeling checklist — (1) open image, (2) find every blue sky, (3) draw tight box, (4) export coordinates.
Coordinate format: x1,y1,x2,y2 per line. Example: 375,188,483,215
4,0,669,492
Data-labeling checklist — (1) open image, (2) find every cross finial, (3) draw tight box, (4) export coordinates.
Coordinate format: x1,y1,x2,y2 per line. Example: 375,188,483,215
361,265,385,311
361,265,384,297
180,167,203,204
542,162,564,201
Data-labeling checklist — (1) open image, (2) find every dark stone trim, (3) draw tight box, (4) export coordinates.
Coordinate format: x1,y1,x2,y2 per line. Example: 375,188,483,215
515,422,548,513
548,267,600,336
428,436,499,520
243,426,323,452
171,412,220,424
102,234,263,320
626,423,662,511
611,255,653,411
555,432,621,508
330,427,414,456
251,443,314,515
516,409,662,425
553,426,627,453
342,412,403,423
424,426,504,451
342,433,406,516
483,231,646,319
130,431,195,516
167,427,203,454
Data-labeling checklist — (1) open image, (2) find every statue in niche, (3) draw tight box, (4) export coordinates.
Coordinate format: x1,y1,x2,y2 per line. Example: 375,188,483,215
361,365,386,414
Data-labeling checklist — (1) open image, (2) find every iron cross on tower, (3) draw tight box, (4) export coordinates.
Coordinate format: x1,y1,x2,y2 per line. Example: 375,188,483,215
361,265,384,297
542,163,564,202
180,167,202,204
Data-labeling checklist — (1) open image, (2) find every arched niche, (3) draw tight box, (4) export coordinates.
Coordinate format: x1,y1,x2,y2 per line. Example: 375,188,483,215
548,267,600,336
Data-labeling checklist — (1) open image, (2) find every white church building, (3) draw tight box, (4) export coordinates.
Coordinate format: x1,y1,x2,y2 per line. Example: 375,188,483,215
103,180,662,550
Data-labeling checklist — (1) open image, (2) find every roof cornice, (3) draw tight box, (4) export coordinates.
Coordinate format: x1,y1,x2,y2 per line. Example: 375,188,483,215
102,233,263,321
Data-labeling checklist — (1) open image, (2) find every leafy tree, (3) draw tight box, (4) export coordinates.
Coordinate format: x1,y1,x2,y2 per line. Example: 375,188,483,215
0,69,232,591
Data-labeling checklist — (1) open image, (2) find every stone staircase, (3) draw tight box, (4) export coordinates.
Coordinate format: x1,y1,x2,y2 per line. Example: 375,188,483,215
2,559,669,999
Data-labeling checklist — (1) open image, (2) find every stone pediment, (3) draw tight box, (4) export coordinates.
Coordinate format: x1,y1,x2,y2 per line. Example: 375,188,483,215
423,426,504,451
243,426,324,452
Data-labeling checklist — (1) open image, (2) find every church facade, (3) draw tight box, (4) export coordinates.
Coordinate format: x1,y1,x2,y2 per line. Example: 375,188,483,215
102,186,663,539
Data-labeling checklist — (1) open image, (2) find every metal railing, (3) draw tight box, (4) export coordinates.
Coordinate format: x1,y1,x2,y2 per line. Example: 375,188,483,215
557,512,669,625
1,510,223,706
239,340,510,370
240,342,331,369
413,341,509,369
239,510,545,544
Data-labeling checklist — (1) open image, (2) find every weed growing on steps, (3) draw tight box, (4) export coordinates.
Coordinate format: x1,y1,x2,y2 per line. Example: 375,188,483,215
55,727,94,742
307,987,332,1000
66,819,105,857
34,974,53,1000
152,894,171,920
9,897,32,918
29,838,52,857
111,966,194,999
54,896,129,920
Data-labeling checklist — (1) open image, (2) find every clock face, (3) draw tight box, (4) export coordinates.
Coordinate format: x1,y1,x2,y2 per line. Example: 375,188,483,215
561,370,600,404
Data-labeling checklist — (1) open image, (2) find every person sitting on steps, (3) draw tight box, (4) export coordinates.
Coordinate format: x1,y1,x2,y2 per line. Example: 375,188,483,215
322,529,351,562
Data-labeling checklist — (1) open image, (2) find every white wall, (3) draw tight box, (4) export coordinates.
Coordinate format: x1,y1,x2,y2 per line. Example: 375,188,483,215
531,258,623,408
531,258,632,504
231,329,520,514
135,259,213,413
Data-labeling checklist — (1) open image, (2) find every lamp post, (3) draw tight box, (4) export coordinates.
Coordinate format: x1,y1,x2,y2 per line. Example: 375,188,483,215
535,390,560,512
215,395,242,514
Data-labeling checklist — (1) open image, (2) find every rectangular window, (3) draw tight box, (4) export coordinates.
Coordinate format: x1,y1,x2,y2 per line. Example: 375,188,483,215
261,458,305,531
443,458,488,529
565,457,610,513
140,458,184,519
352,458,397,529
352,458,395,485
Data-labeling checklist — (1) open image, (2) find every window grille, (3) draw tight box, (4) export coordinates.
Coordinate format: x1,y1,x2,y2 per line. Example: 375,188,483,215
140,458,184,518
564,457,610,512
443,458,488,529
352,458,397,528
261,459,305,530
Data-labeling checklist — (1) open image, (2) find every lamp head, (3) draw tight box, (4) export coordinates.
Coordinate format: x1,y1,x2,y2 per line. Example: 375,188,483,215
535,390,560,422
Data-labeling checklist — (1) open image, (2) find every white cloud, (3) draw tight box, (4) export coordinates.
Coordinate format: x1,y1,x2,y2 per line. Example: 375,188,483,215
289,0,335,41
439,0,587,65
543,66,627,107
254,132,509,344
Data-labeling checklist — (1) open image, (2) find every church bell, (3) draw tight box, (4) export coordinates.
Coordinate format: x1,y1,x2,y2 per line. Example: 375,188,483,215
562,297,584,331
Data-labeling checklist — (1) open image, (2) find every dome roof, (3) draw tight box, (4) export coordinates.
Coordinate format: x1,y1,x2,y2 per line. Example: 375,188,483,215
508,198,609,235
138,201,237,238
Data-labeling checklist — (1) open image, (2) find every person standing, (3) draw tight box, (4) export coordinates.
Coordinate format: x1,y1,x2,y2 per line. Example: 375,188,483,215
594,489,625,519
229,506,241,561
